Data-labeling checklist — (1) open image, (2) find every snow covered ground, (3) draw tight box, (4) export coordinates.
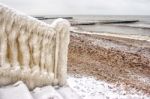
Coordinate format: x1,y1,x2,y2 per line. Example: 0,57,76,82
0,81,81,99
0,75,149,99
68,75,150,99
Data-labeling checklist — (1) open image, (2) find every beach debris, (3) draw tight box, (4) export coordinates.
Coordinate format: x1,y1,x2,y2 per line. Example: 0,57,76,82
71,20,139,26
35,16,73,20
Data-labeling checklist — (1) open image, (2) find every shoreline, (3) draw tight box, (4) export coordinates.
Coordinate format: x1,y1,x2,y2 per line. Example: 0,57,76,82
68,31,150,95
42,17,150,98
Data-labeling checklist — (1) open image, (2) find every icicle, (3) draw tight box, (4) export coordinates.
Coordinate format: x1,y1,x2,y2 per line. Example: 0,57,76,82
50,19,70,86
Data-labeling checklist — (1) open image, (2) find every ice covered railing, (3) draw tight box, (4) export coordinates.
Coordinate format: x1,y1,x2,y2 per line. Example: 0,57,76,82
0,4,70,89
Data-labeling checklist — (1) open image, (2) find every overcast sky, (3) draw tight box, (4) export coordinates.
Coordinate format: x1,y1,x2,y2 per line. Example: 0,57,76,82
0,0,150,15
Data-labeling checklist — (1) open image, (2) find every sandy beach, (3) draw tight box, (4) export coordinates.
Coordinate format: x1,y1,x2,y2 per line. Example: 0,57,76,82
68,31,150,98
39,15,150,98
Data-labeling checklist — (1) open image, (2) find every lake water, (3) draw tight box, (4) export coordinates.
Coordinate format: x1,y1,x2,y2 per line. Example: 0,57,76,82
39,15,150,36
72,15,150,36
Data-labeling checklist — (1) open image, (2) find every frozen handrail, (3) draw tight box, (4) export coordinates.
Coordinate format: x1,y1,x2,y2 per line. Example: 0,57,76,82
0,4,70,89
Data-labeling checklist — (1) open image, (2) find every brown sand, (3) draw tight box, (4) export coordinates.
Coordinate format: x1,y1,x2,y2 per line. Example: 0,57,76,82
68,31,150,94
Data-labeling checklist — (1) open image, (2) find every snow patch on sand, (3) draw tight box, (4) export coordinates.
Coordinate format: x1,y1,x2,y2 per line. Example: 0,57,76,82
68,75,149,99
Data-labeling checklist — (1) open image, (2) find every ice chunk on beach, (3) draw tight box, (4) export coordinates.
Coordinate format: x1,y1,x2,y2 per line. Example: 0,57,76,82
0,81,33,99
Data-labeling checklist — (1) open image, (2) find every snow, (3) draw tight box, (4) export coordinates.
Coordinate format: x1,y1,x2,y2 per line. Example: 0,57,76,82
0,81,81,99
32,86,63,99
57,86,81,99
0,81,33,99
67,75,150,99
0,76,149,99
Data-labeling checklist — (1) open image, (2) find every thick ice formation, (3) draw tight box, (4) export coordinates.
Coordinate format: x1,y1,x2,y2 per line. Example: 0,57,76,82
0,3,70,89
0,81,33,99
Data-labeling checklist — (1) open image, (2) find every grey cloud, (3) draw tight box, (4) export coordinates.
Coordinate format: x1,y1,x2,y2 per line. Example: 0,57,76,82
0,0,150,15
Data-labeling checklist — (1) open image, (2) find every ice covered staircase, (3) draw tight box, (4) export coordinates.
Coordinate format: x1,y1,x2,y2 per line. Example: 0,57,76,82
0,81,81,99
0,2,70,90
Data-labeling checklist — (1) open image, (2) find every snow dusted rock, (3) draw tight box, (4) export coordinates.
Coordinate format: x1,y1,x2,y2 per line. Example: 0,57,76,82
31,86,63,99
0,81,33,99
